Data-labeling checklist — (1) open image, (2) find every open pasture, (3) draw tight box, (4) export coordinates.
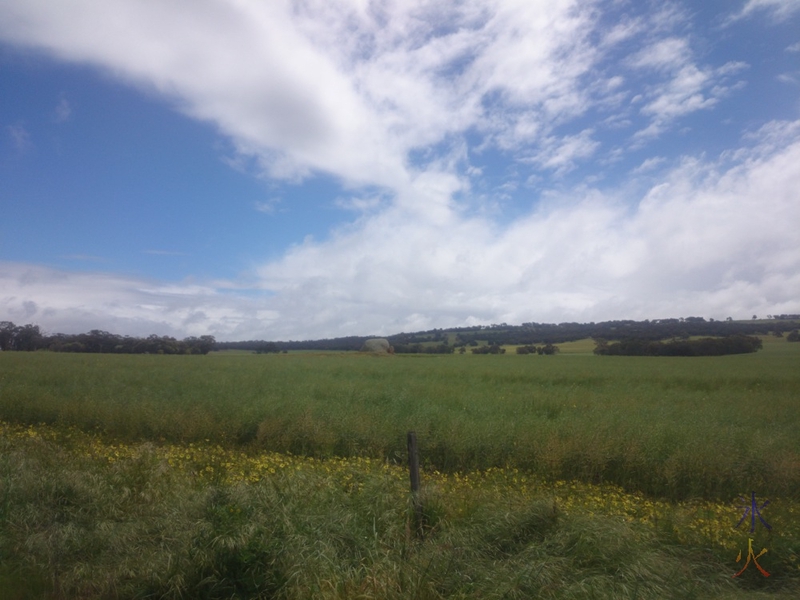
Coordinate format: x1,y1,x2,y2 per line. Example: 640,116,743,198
1,340,798,501
1,341,799,598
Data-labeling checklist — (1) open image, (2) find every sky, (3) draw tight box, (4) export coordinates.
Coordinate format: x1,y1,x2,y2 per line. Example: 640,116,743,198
1,0,799,342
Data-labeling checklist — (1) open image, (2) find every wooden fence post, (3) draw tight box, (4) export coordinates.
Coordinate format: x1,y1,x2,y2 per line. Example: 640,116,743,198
407,431,423,538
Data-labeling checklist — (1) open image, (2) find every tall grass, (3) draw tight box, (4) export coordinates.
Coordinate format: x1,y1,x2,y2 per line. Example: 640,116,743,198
2,423,798,599
1,340,799,501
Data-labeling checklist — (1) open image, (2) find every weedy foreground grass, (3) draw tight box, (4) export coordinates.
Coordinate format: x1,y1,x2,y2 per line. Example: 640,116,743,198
1,422,799,599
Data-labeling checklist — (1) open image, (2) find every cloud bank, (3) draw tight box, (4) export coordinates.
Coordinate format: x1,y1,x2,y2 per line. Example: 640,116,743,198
3,119,798,340
1,0,799,339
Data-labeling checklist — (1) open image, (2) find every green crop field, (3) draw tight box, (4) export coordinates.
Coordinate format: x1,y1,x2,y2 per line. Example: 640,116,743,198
1,339,799,598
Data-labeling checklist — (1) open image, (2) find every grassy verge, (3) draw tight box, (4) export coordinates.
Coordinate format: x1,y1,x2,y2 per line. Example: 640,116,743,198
2,422,798,599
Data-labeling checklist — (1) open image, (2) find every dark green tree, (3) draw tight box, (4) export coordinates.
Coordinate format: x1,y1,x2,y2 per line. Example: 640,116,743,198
14,324,42,351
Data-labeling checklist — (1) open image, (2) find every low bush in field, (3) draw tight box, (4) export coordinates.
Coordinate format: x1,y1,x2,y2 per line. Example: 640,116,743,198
516,344,559,355
594,335,763,356
471,344,506,354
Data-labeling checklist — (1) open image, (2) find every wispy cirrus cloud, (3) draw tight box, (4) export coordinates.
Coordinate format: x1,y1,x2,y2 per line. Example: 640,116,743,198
631,156,667,174
626,37,749,141
730,0,800,22
0,0,630,193
53,94,71,122
6,122,32,152
524,129,601,176
143,250,189,257
253,198,282,214
0,0,755,196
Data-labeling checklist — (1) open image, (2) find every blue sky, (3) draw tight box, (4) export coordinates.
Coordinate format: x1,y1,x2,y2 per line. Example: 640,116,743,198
1,0,799,341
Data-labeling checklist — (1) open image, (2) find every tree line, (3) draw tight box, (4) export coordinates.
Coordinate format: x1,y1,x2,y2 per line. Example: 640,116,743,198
592,335,763,357
515,344,559,355
392,343,454,354
365,318,798,350
450,318,798,347
2,316,797,355
0,322,215,355
470,344,506,354
215,336,368,353
202,317,800,353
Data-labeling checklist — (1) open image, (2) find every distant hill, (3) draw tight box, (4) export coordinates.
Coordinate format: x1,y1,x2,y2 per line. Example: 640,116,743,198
3,316,797,354
214,316,800,353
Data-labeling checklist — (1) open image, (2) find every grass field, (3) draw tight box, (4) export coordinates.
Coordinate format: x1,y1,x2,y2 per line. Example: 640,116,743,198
1,339,799,598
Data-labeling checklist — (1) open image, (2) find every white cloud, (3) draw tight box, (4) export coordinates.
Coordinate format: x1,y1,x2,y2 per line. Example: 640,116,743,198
599,17,645,48
631,156,667,173
525,129,600,175
0,263,272,339
627,37,693,72
732,0,800,22
630,53,748,141
53,94,71,122
618,17,750,143
334,194,386,212
0,0,405,186
0,0,750,194
0,1,794,340
739,119,800,157
3,120,798,339
254,198,282,214
6,123,32,152
251,122,800,335
0,0,617,190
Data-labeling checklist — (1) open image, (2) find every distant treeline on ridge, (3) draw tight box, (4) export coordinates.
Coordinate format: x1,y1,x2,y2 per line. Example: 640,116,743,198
1,315,798,354
218,316,796,353
0,322,215,354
